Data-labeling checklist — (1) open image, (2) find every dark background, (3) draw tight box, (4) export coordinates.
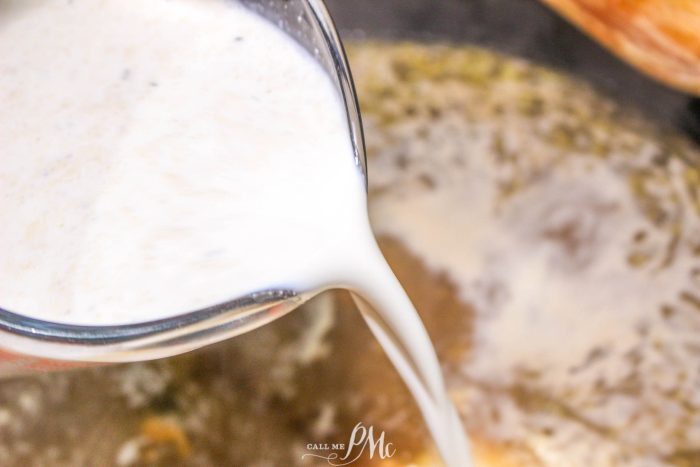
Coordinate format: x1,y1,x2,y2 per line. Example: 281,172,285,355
325,0,700,142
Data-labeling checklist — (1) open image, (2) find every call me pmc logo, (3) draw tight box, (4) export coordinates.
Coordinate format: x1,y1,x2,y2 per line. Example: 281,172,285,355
301,422,397,466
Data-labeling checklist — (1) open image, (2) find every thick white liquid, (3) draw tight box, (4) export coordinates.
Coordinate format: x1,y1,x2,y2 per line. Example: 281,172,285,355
0,1,471,465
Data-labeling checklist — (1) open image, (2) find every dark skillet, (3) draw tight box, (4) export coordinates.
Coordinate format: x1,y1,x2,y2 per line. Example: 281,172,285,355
325,0,700,144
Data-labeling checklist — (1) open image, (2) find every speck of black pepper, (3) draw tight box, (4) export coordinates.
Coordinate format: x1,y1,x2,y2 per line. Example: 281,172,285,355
391,61,411,80
149,81,159,87
149,388,179,413
636,321,650,337
633,230,647,243
691,267,700,282
660,304,675,319
428,106,441,119
417,173,436,190
234,36,244,42
395,153,409,170
121,68,131,81
651,151,668,166
680,291,700,311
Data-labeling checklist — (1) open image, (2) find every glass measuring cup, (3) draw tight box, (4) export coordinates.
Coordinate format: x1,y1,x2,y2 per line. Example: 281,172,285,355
0,0,366,377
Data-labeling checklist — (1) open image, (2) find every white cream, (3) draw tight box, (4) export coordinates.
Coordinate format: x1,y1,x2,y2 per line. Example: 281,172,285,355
0,0,367,324
0,1,471,465
365,79,700,464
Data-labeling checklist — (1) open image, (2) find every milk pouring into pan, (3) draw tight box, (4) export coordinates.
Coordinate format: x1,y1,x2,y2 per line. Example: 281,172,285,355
0,0,472,464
